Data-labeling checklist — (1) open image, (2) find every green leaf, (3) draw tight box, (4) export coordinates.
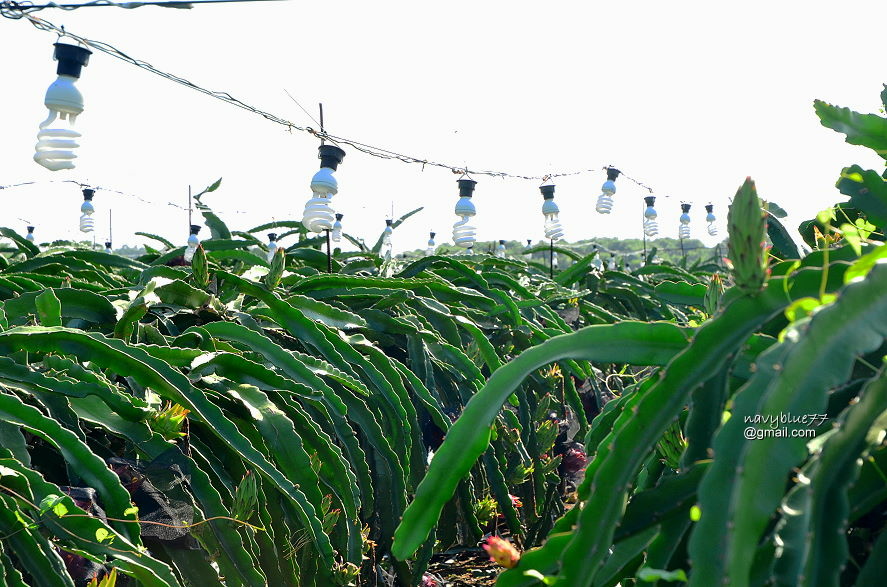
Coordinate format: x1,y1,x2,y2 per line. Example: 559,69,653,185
0,326,334,567
838,223,862,256
637,567,688,583
370,207,424,253
835,165,887,226
766,215,802,260
34,289,62,327
763,201,788,219
391,321,689,559
653,281,706,306
94,528,113,543
784,296,824,323
844,243,887,284
690,262,887,585
191,245,210,288
246,220,304,233
264,247,285,289
135,232,174,250
0,227,40,258
3,289,117,327
815,100,887,159
522,570,557,585
0,390,139,543
284,293,368,330
194,198,232,241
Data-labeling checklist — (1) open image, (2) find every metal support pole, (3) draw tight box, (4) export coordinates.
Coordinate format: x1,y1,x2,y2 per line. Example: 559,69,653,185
641,200,647,264
320,103,332,273
550,239,554,279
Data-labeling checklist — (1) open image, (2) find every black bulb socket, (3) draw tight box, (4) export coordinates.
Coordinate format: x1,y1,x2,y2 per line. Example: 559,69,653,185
457,179,477,198
540,184,556,200
606,167,621,181
267,233,277,242
82,188,94,201
430,231,436,239
681,203,692,213
26,226,35,233
54,43,91,79
318,145,346,170
499,239,505,245
335,213,344,221
705,204,714,213
644,196,656,207
189,225,202,235
385,219,393,226
104,242,112,249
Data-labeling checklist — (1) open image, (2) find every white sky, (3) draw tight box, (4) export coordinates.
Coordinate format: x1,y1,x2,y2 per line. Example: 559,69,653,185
2,0,886,254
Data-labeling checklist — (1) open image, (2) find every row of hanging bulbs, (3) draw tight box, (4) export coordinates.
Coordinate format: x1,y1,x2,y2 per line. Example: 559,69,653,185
33,39,717,256
594,168,719,239
20,186,112,250
64,164,717,267
31,40,720,257
437,170,719,266
641,200,718,239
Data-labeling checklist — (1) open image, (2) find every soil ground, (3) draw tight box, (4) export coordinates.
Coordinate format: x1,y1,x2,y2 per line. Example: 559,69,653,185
423,549,502,586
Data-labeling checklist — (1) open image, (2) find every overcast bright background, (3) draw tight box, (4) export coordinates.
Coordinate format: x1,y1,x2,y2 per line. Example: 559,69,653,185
2,0,886,253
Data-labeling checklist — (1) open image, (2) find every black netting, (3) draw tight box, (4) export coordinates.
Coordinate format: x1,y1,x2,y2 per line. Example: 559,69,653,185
108,453,197,547
59,486,107,585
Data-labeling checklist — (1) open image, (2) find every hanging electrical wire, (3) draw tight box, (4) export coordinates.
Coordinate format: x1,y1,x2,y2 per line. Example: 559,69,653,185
0,0,282,19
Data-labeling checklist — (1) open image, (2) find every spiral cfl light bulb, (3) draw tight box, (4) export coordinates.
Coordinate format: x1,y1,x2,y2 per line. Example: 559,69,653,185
34,43,92,171
452,178,478,250
552,251,559,269
302,190,335,233
592,246,604,270
679,204,692,239
79,188,95,233
266,233,279,263
302,145,346,233
540,180,565,242
426,231,436,256
25,226,35,243
184,225,201,263
383,219,393,251
643,196,659,237
331,214,343,242
705,204,718,237
595,167,621,214
496,240,506,258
